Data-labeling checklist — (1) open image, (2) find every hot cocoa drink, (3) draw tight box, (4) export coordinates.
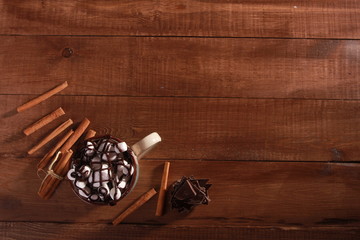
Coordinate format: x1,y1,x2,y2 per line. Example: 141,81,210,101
67,135,138,205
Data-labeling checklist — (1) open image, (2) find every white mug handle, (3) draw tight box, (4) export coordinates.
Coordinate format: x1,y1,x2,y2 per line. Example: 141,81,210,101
131,132,161,160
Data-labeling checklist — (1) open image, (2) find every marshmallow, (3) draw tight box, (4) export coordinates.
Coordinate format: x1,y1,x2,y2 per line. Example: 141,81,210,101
109,144,116,152
118,175,131,189
117,142,127,152
91,155,101,163
98,183,110,196
130,165,134,175
114,146,121,154
85,141,95,156
123,167,129,175
108,152,118,161
75,180,87,189
86,141,95,150
123,160,130,167
93,169,112,182
110,187,122,200
78,186,91,198
99,194,105,201
92,163,101,171
90,194,99,201
115,175,120,183
91,156,102,170
101,163,109,170
80,165,92,178
101,152,117,161
85,150,95,156
83,186,91,194
67,168,77,181
117,165,128,176
98,141,110,152
115,172,123,181
118,180,127,189
121,175,131,183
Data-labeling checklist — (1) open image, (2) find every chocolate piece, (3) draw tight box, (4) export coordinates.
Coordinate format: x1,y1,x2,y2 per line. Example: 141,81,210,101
174,180,196,200
170,176,211,213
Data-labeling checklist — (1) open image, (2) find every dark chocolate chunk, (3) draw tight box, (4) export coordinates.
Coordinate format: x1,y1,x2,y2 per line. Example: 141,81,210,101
174,180,196,200
170,176,211,213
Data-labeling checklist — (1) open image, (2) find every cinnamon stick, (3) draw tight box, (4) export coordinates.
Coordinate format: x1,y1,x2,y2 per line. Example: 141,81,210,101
17,81,68,112
37,129,74,170
43,149,74,200
155,161,170,216
23,107,65,136
84,129,96,140
28,119,73,155
38,150,73,199
38,118,90,199
112,188,157,225
59,118,90,152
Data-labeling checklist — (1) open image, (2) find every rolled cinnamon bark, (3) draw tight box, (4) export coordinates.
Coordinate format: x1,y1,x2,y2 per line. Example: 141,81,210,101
84,129,96,140
23,107,65,136
38,129,74,170
17,81,68,112
38,118,90,200
155,162,170,216
28,119,73,155
38,150,73,199
59,118,90,152
113,188,157,225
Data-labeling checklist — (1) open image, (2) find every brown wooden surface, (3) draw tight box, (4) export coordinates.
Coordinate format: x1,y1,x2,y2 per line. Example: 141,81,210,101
1,0,360,39
1,158,360,227
1,1,360,239
2,95,360,161
1,223,359,240
1,37,360,99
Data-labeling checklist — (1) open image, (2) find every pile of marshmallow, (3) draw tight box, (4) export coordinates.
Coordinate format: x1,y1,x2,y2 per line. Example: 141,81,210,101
67,136,135,205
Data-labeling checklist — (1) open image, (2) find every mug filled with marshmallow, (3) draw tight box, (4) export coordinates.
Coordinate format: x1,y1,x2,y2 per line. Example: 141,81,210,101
67,132,161,205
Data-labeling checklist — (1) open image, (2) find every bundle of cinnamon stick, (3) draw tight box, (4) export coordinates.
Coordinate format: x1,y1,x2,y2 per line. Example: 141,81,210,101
38,118,90,199
18,81,93,199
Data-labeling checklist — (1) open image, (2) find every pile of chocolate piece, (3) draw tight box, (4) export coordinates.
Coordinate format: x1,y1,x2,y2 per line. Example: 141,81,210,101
170,176,211,212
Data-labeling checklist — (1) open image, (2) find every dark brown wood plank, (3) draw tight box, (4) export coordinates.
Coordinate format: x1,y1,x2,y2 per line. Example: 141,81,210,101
1,1,360,38
1,36,360,99
1,158,360,227
1,223,359,240
2,95,360,161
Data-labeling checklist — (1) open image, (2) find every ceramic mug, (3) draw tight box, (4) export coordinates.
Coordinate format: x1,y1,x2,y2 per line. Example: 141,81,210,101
67,132,161,205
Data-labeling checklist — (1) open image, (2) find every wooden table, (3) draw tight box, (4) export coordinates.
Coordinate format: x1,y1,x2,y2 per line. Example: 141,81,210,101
1,1,360,239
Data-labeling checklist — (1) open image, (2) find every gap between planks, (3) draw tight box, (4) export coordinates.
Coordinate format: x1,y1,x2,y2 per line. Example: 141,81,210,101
1,34,360,41
3,93,360,102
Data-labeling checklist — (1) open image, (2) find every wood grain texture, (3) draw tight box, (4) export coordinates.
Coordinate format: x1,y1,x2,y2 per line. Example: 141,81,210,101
1,36,360,99
1,223,359,240
1,0,360,237
1,158,360,227
1,0,360,38
2,95,360,161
